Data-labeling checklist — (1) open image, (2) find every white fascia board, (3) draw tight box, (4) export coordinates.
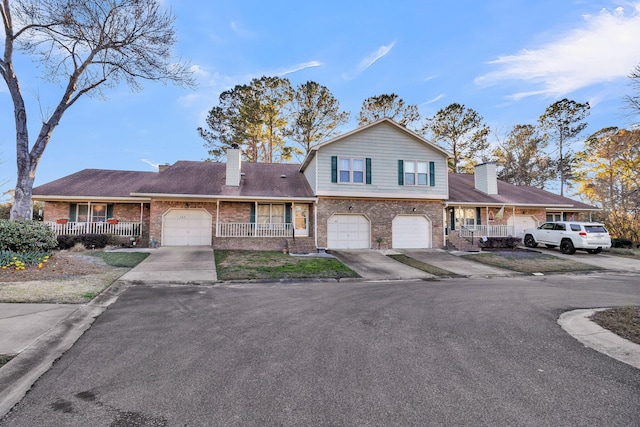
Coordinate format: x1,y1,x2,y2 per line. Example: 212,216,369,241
316,190,448,200
443,201,594,209
32,195,151,202
131,193,316,203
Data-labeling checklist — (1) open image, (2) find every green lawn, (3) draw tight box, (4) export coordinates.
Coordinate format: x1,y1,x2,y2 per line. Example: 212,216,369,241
215,250,358,281
89,251,150,268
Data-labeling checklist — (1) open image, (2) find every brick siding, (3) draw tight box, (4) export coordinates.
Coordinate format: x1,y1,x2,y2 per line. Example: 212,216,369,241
316,198,444,249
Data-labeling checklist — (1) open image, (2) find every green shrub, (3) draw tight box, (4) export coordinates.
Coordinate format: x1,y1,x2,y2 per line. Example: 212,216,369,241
478,236,521,249
611,238,633,249
0,219,57,252
57,233,109,250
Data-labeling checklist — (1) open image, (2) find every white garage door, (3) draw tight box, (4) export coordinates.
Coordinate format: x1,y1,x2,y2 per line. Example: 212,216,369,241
392,215,431,249
508,215,537,238
327,214,370,249
162,209,212,246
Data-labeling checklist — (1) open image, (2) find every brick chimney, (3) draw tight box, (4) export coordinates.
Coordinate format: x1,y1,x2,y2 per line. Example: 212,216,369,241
474,162,498,195
226,144,242,186
158,163,171,172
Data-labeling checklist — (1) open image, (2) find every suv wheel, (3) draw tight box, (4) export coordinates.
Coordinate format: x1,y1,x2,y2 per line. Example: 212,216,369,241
524,234,537,248
560,239,576,255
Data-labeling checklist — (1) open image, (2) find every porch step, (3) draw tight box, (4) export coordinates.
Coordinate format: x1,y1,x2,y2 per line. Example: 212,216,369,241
286,237,317,254
447,231,481,252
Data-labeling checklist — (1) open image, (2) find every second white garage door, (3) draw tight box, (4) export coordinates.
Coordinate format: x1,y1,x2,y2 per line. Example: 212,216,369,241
392,215,431,249
162,209,212,246
508,215,537,238
327,214,370,249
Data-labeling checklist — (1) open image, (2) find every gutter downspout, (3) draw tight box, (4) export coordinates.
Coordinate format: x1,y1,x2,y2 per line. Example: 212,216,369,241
314,199,319,250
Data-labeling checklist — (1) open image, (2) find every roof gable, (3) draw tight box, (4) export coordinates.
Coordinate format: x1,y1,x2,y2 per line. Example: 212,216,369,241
300,118,452,171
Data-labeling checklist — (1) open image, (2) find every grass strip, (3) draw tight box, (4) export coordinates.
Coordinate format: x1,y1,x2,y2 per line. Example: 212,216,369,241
215,250,358,281
591,306,640,346
462,251,602,273
89,251,149,268
387,254,462,277
0,354,14,368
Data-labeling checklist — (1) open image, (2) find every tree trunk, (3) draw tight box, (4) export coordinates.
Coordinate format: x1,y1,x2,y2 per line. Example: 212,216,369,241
10,161,35,220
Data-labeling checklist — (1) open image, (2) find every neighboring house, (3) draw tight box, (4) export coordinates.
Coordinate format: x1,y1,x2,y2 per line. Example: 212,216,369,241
446,162,599,250
32,118,601,251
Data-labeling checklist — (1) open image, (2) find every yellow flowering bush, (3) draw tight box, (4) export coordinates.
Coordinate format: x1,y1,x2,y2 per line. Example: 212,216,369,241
0,251,51,271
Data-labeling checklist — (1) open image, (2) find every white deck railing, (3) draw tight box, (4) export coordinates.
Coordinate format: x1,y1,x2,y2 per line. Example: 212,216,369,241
217,223,293,238
47,221,142,237
459,225,516,238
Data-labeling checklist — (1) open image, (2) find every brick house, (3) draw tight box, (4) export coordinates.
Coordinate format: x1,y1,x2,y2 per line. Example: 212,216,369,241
32,118,600,251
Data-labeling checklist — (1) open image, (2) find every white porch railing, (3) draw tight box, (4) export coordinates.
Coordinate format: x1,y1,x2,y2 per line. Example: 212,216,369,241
47,221,142,237
459,225,516,238
217,223,293,238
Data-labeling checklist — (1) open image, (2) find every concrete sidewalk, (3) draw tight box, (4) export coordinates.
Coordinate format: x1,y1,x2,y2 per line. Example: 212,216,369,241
0,304,81,356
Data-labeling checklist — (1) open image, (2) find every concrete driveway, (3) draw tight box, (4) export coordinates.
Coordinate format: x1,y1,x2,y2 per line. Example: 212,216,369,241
330,250,435,280
398,249,514,277
532,247,640,272
331,249,514,280
2,274,639,426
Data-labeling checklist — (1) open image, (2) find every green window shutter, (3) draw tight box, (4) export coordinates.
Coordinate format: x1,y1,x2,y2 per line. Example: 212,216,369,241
429,161,435,187
476,207,482,226
365,158,372,185
285,203,292,224
331,156,338,183
250,203,256,223
398,160,404,186
106,204,114,219
69,203,77,222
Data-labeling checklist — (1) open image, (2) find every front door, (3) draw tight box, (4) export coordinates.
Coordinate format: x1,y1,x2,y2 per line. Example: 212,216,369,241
294,205,309,236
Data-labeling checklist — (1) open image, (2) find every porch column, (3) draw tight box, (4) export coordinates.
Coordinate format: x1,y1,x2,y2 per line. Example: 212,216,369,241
139,203,144,237
215,200,220,237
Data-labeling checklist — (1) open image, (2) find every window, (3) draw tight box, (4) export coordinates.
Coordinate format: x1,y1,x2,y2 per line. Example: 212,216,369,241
400,160,432,186
546,213,563,222
72,204,109,222
258,204,285,224
338,157,365,184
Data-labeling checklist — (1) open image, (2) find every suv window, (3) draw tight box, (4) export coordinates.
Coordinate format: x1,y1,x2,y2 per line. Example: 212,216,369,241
584,225,608,233
570,224,581,231
540,223,555,230
554,223,566,231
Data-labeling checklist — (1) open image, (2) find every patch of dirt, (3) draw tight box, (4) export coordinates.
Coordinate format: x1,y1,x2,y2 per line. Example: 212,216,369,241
0,252,127,303
0,252,112,283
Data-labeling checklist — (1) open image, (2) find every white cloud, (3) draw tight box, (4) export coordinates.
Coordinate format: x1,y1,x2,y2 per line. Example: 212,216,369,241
342,41,396,80
423,93,445,105
141,159,160,170
358,41,396,73
230,21,255,38
189,64,209,79
475,3,640,100
279,61,323,76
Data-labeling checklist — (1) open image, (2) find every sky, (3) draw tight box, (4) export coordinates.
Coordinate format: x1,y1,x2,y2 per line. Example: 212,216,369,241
2,0,640,200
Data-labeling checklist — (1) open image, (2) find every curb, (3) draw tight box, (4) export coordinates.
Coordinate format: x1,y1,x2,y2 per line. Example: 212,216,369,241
0,280,129,419
558,308,640,370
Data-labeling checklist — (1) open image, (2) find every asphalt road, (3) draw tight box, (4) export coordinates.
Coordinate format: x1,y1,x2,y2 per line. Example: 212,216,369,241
2,273,640,426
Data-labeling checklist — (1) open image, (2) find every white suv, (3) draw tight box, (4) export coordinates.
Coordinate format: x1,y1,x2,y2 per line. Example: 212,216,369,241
522,222,611,255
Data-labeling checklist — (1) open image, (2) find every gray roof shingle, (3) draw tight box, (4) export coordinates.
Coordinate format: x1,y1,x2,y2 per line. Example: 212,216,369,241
448,174,597,209
33,161,315,199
